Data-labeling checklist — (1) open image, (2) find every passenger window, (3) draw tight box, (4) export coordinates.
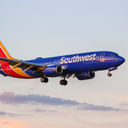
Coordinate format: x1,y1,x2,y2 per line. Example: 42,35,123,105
110,54,118,57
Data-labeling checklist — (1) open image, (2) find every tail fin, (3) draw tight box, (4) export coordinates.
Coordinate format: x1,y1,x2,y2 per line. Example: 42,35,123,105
0,41,12,59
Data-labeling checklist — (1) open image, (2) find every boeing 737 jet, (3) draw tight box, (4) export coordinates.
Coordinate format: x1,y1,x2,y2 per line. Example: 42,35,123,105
0,41,125,85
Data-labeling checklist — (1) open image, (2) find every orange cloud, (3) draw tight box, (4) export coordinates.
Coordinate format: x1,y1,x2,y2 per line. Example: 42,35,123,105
0,117,55,128
120,96,128,102
0,118,28,128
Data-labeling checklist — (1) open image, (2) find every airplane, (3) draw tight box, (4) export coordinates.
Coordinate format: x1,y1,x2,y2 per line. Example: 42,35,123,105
0,41,125,86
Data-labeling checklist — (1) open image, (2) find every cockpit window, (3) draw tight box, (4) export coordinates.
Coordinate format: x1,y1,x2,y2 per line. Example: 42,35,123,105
110,53,119,57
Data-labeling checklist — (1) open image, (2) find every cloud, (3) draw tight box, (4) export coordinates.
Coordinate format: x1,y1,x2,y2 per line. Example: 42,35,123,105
0,118,28,128
34,108,57,113
120,96,128,102
0,111,18,117
78,103,119,111
0,92,78,105
0,92,119,111
1,121,9,124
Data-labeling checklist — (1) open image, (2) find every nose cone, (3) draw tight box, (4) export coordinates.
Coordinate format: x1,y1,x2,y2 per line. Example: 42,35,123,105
118,56,125,65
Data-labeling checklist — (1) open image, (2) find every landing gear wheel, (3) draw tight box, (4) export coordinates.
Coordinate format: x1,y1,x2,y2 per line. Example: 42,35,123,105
44,78,49,83
40,77,49,83
60,80,68,86
108,72,112,77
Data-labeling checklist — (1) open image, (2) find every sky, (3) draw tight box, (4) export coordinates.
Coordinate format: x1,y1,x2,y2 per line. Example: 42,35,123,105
0,0,128,128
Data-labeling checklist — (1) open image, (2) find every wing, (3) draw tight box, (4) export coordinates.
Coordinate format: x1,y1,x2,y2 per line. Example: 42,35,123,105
0,57,47,75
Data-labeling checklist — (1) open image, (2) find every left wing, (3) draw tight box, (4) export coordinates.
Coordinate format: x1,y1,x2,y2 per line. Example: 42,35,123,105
0,57,47,73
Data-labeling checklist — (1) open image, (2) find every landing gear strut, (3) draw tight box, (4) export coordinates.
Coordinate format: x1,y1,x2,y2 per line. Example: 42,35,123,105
60,77,68,86
107,67,117,77
40,77,49,83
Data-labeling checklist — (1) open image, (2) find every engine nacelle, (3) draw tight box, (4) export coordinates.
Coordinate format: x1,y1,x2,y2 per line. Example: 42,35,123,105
76,72,95,80
43,65,63,76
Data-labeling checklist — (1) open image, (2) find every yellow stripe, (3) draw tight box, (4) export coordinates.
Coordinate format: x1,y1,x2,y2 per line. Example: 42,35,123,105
10,66,34,78
0,41,34,78
0,41,12,59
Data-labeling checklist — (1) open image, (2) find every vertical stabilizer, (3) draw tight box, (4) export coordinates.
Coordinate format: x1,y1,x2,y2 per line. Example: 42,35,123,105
0,41,12,59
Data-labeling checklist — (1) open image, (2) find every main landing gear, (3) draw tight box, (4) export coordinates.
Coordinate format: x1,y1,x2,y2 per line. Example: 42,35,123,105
40,77,68,86
59,76,68,86
60,79,68,86
40,77,49,83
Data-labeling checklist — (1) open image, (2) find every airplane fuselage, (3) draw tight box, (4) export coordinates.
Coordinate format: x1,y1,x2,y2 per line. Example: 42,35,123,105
0,41,125,85
4,51,123,78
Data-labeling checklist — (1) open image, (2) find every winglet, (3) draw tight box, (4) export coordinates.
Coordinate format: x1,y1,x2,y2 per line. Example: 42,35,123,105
0,41,13,59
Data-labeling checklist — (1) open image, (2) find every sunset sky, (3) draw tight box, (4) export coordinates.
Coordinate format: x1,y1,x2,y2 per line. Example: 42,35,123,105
0,0,128,128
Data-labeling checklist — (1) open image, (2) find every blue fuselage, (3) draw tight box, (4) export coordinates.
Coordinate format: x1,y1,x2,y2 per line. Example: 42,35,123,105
24,51,125,77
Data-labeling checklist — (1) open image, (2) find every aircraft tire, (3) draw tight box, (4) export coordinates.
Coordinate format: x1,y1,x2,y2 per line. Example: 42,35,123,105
60,80,68,86
44,78,49,83
108,72,112,77
41,77,49,83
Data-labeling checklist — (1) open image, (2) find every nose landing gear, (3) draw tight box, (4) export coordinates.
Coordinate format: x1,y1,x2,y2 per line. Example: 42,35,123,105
107,67,117,77
107,72,112,77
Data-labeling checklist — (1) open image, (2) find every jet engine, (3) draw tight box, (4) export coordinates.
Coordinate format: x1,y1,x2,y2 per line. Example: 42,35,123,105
76,72,95,80
43,65,63,76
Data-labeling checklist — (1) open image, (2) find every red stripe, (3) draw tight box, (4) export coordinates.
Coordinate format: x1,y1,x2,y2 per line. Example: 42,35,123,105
1,64,25,78
0,48,8,64
0,48,7,58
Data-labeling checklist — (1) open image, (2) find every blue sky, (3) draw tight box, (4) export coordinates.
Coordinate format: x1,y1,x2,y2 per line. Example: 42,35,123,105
0,0,128,128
